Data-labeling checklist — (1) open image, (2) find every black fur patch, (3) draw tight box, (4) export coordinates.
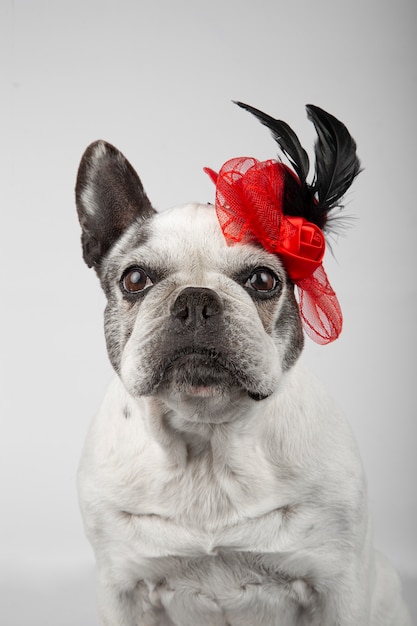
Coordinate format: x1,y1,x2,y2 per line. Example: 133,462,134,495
274,287,304,372
75,141,155,270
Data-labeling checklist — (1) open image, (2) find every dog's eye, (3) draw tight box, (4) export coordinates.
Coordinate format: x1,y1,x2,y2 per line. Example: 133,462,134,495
245,269,278,292
121,267,153,294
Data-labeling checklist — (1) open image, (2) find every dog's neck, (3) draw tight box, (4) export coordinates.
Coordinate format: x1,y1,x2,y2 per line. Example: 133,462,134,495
142,391,271,463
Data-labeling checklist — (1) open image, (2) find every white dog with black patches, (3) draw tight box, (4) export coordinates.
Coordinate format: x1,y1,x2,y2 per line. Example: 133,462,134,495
76,103,410,625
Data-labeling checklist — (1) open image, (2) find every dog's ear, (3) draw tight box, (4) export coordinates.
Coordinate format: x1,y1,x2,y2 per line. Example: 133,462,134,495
75,140,155,269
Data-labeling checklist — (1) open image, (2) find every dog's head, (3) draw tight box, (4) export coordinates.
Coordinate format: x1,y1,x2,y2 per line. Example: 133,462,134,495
75,104,359,421
76,140,303,413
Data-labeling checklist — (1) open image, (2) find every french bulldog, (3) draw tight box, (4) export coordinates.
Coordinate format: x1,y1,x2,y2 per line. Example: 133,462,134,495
76,103,411,625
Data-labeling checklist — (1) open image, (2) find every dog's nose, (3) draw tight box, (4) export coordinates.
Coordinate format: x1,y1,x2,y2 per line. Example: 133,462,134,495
171,287,223,328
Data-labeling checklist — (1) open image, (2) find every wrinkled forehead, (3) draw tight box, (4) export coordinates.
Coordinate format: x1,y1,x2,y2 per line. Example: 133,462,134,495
150,203,225,255
118,202,286,278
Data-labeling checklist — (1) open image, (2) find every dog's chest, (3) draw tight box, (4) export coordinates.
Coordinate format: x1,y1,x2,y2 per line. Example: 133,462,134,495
110,436,299,561
159,445,279,525
114,449,317,623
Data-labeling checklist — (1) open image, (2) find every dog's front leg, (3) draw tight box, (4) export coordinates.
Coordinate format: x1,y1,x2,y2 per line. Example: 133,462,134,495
318,554,373,626
96,571,168,626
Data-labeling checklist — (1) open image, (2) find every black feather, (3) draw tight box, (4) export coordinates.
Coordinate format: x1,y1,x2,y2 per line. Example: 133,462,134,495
234,101,310,184
235,100,361,232
306,104,361,213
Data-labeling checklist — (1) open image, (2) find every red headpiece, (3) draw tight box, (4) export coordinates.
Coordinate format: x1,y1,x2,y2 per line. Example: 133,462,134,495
205,102,360,345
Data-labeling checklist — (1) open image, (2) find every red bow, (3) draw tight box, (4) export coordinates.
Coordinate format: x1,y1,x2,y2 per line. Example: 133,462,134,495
204,157,342,344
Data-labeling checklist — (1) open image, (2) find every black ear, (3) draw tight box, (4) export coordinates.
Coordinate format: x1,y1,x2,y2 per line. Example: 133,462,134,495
75,140,155,269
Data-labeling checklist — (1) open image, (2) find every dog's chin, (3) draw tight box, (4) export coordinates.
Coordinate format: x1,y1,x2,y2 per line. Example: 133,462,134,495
152,352,272,409
158,353,242,397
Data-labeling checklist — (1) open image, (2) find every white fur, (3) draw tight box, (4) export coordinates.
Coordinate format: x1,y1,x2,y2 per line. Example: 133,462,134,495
78,204,410,625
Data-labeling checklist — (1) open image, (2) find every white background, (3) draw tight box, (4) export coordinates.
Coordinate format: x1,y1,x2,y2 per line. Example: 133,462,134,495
1,1,416,624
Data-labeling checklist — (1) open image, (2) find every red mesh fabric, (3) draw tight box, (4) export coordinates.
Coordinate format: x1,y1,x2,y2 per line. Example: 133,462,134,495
214,157,287,248
205,156,343,344
297,265,343,344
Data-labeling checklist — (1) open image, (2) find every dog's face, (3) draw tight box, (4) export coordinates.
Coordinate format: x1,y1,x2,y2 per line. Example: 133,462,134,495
76,141,304,423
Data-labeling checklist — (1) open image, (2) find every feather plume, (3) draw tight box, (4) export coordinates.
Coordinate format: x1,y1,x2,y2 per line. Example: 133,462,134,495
306,104,361,213
235,101,361,232
234,101,310,183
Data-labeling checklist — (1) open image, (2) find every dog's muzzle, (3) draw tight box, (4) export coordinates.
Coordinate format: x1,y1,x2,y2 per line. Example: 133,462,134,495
142,287,268,401
165,287,230,393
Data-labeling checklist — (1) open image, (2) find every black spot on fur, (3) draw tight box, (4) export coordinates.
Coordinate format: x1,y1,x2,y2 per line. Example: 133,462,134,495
276,287,304,371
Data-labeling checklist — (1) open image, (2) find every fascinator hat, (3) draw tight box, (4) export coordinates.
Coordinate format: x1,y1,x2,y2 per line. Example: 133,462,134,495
204,102,361,345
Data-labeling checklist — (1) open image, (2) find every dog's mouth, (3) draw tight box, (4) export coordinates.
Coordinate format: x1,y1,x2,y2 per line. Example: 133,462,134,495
152,347,261,399
160,348,239,394
123,342,274,403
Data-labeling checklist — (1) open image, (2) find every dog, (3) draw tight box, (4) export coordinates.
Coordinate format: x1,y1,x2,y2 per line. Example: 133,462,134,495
76,102,411,625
